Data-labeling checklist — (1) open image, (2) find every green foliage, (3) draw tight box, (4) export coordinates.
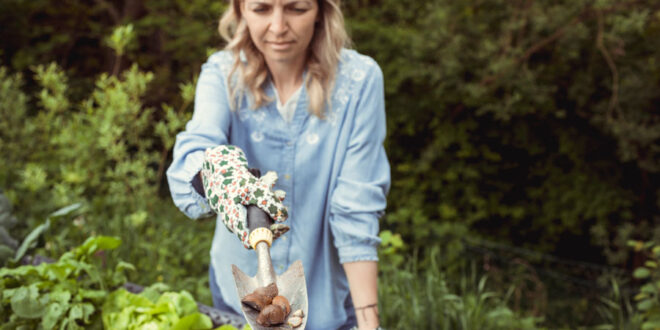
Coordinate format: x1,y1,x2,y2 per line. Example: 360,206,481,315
595,278,642,330
0,194,19,266
0,59,214,303
344,0,660,263
106,24,136,57
379,247,541,329
629,240,660,329
102,285,212,330
0,236,128,329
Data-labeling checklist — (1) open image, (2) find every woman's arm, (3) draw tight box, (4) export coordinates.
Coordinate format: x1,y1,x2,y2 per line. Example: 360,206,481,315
166,52,233,219
329,56,389,329
343,261,380,329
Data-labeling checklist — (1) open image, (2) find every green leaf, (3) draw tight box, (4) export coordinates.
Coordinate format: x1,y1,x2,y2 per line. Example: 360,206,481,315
79,289,107,301
42,301,67,329
81,303,95,323
637,299,655,311
140,283,171,303
76,236,121,257
69,303,84,321
215,325,239,330
49,203,82,218
13,219,50,262
11,285,46,319
171,313,213,330
634,267,651,279
116,260,136,273
642,320,660,330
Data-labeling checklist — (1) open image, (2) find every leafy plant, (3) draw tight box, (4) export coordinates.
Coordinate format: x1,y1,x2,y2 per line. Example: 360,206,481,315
379,246,541,329
102,284,213,330
595,278,642,330
629,240,660,329
0,193,18,266
0,236,130,329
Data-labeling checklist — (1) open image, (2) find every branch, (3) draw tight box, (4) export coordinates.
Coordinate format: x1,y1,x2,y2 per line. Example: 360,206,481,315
480,0,653,87
596,9,623,121
93,0,120,24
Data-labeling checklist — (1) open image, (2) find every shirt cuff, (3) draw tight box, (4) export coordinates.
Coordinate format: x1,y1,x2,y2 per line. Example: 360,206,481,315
338,244,380,264
187,155,214,218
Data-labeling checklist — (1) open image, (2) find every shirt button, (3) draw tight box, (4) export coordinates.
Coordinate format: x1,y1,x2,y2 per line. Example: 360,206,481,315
278,265,284,271
287,140,294,146
284,174,291,180
281,236,287,241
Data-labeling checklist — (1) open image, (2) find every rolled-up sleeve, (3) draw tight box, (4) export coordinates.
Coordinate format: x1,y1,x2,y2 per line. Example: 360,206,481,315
329,63,391,263
166,53,232,219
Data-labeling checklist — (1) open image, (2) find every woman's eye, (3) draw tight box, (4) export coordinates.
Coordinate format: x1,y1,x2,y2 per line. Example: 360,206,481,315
288,7,307,13
252,6,270,13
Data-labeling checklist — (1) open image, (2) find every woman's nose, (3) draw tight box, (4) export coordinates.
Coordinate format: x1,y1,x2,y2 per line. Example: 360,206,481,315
269,9,288,35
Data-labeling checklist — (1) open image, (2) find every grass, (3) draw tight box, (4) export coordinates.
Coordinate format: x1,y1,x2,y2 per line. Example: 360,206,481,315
378,247,541,329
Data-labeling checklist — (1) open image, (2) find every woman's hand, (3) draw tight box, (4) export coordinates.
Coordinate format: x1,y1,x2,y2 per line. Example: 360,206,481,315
201,145,288,248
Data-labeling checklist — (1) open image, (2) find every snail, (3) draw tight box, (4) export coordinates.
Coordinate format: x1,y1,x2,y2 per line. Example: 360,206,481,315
242,283,300,327
272,295,291,315
241,292,270,311
254,282,278,300
257,304,287,326
241,282,279,311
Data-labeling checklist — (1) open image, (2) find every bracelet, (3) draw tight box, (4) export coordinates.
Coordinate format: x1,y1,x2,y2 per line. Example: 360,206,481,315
353,303,380,329
355,303,378,311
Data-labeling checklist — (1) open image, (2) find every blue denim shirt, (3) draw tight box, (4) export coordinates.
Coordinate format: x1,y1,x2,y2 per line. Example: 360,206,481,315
166,49,390,329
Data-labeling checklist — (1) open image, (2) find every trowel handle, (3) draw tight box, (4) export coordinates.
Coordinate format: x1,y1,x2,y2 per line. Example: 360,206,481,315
246,168,274,231
247,204,273,231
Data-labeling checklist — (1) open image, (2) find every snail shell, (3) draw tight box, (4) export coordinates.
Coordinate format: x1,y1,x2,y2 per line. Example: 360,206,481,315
257,304,286,326
272,295,291,315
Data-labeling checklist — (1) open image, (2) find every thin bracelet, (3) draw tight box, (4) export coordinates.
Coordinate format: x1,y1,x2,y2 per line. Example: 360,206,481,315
354,303,380,327
355,303,378,311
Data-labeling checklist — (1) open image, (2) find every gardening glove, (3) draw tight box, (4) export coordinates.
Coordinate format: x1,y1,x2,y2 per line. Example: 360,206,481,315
201,145,289,249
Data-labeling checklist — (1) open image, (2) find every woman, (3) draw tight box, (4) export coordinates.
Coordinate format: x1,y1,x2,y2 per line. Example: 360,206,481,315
166,0,389,329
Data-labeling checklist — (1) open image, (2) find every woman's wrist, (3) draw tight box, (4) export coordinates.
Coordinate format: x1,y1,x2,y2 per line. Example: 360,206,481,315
354,302,380,329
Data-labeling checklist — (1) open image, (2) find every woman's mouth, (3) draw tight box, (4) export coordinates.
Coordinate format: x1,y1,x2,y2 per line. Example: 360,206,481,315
267,41,294,50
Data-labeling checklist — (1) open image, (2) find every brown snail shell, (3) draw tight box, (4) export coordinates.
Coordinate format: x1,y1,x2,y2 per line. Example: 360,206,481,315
257,304,286,326
241,292,269,311
272,295,291,315
254,282,278,300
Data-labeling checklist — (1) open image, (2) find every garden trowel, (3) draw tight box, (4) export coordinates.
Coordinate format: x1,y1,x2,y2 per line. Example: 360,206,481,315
231,204,308,330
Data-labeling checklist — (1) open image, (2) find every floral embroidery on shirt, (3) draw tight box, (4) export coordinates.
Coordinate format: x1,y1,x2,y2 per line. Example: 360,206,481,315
351,69,366,82
306,133,320,145
251,131,264,142
253,111,266,122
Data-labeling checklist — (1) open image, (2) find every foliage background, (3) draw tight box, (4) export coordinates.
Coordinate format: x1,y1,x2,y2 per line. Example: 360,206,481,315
1,0,659,328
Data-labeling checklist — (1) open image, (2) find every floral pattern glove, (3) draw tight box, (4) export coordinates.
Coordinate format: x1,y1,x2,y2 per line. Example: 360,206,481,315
201,145,289,249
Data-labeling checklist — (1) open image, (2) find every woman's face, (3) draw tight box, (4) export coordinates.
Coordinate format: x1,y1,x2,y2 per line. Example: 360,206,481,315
241,0,319,66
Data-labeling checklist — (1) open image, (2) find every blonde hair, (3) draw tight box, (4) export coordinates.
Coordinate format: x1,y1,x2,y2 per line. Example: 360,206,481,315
219,0,350,117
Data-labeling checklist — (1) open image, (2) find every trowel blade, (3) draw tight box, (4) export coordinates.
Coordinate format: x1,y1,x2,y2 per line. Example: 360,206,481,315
232,260,308,330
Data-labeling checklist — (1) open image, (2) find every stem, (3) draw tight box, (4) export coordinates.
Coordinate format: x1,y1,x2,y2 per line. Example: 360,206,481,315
112,54,121,77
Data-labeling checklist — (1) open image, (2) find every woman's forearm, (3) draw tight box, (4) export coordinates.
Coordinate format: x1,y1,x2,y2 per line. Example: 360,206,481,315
343,261,380,329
